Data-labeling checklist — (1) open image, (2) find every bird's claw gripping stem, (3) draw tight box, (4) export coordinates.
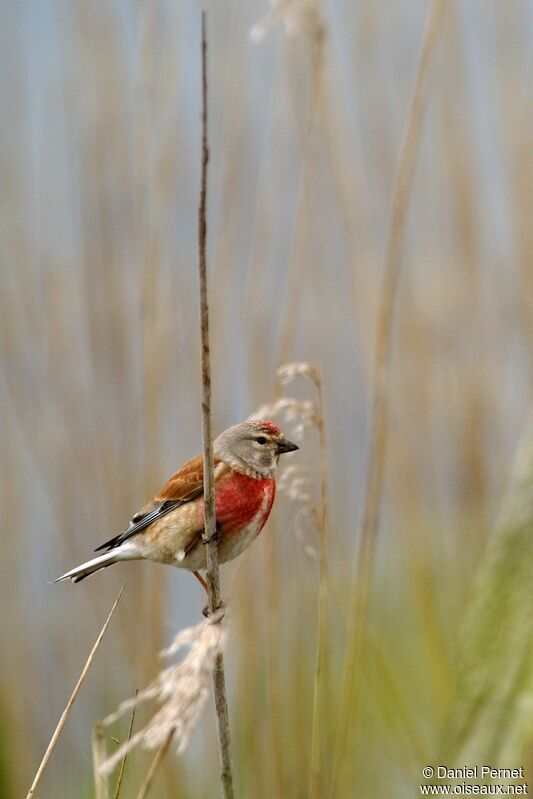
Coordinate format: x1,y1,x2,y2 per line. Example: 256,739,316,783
202,598,225,619
203,523,222,546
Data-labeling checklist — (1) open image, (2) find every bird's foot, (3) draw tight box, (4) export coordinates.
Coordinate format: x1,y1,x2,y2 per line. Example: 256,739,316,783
202,599,225,619
203,524,222,546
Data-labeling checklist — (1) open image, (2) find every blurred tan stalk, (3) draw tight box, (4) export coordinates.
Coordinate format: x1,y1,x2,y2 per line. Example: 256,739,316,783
333,0,447,793
92,723,110,799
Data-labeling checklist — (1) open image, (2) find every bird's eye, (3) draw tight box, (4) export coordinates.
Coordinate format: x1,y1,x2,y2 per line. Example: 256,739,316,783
256,436,267,445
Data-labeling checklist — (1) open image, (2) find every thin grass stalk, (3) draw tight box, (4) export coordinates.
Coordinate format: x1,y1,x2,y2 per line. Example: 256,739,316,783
113,691,138,799
25,584,126,799
330,2,447,794
244,6,326,375
309,373,330,799
197,12,234,799
92,723,110,799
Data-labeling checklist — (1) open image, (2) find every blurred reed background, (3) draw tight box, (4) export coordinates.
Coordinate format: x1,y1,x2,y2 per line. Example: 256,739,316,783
0,0,532,797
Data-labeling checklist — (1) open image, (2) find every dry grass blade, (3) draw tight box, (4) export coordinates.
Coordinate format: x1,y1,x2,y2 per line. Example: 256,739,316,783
92,723,110,799
25,583,126,799
113,690,138,799
99,613,227,774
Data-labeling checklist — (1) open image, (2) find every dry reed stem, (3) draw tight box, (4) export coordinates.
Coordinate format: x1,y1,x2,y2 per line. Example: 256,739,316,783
306,371,330,799
25,583,126,799
332,1,447,794
354,0,447,635
197,12,235,798
93,723,110,799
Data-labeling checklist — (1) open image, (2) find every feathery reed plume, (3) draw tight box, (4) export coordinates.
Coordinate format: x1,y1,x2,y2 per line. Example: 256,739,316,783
100,612,227,775
255,397,319,436
250,0,324,44
252,366,323,560
252,391,319,559
276,464,318,558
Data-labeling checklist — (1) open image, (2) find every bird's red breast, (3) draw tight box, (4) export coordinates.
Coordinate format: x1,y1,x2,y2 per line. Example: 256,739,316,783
207,470,276,537
155,453,276,539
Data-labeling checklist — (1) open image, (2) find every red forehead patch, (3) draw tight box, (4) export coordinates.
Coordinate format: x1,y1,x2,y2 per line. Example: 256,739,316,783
256,420,281,436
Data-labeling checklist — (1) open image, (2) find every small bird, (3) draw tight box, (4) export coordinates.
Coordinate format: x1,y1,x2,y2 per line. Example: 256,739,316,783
56,420,298,591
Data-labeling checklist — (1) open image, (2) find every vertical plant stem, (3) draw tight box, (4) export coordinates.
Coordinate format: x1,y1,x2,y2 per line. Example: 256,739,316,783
309,374,329,799
25,584,126,799
197,12,235,799
331,2,447,795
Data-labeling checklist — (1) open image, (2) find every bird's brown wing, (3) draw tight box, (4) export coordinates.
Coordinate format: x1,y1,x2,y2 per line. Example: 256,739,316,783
95,454,217,552
155,453,208,502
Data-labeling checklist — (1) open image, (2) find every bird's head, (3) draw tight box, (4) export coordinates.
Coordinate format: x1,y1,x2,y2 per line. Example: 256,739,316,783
214,420,299,479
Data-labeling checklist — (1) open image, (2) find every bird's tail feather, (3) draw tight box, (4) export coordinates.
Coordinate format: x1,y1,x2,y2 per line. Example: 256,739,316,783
55,546,138,583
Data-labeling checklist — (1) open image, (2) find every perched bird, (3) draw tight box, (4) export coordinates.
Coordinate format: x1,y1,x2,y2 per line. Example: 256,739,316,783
56,420,298,591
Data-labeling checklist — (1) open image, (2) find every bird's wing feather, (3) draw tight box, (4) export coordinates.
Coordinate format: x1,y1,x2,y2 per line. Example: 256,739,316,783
155,453,207,501
95,454,216,552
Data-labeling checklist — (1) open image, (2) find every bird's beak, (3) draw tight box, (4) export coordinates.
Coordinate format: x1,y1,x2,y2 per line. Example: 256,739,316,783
277,437,299,454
